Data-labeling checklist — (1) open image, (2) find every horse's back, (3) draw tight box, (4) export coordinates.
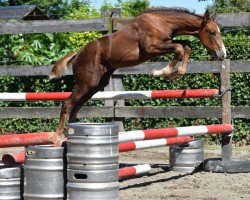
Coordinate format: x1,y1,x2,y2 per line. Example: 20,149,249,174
98,21,147,68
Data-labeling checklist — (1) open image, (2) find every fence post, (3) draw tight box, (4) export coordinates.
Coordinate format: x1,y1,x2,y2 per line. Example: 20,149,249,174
220,59,232,161
102,8,125,131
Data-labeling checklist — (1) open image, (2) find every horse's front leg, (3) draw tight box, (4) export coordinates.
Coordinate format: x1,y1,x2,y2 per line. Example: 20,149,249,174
152,42,184,77
174,40,192,77
152,40,192,79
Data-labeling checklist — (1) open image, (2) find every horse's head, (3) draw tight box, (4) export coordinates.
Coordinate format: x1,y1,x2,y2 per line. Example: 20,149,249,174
199,10,226,59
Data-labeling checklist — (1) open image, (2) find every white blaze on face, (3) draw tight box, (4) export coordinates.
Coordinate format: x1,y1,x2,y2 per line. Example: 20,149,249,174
221,43,227,58
216,25,221,33
216,25,227,58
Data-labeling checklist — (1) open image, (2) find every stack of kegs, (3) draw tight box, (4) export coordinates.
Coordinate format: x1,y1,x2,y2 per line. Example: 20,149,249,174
66,123,119,200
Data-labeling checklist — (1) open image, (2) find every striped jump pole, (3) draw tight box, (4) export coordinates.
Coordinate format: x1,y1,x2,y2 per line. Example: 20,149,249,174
0,89,219,101
3,151,151,179
4,136,192,165
2,151,25,166
119,164,151,179
119,136,194,153
119,124,233,142
0,132,63,148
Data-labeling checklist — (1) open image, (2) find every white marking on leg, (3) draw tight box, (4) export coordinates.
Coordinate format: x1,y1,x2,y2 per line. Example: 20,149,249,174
152,66,170,77
152,69,164,77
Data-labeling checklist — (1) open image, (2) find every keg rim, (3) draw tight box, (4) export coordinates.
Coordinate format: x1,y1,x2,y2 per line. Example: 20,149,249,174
26,145,65,158
0,166,21,179
67,123,118,136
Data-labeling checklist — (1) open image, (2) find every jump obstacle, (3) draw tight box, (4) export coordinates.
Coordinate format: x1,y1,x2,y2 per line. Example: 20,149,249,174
2,136,193,165
0,124,233,148
0,132,60,148
118,164,151,179
1,124,233,165
119,124,233,142
0,87,245,199
0,89,219,101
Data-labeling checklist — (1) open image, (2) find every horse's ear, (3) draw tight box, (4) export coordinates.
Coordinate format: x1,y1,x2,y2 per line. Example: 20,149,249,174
204,9,216,21
210,11,216,21
201,9,210,28
204,9,210,20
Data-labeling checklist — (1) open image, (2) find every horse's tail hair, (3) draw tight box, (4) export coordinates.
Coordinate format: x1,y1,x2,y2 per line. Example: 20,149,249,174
49,52,77,79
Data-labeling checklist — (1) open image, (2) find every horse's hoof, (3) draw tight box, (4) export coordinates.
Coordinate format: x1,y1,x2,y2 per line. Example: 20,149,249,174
177,70,186,76
162,67,172,77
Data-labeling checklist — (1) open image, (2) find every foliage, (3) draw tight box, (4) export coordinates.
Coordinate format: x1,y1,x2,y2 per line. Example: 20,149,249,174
0,0,90,19
0,33,72,65
118,0,150,16
64,3,102,48
0,3,102,65
101,0,150,17
208,0,250,13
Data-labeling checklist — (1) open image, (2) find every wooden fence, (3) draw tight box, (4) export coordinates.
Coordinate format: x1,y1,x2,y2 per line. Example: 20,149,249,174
0,12,249,120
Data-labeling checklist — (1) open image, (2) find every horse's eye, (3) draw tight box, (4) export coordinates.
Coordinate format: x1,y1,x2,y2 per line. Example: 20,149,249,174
210,32,216,36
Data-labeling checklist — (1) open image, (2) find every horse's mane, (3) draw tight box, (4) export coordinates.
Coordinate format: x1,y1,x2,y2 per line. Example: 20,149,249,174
140,7,202,18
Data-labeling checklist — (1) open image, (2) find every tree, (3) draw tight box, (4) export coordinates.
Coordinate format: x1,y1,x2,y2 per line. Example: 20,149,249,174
101,0,150,17
0,0,90,19
119,0,150,16
207,0,250,13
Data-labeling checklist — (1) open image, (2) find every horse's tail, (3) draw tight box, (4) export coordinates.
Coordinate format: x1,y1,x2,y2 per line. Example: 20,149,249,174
49,52,77,79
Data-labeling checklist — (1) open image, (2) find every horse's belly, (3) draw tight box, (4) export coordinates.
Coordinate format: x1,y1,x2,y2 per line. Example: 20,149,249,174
110,47,141,68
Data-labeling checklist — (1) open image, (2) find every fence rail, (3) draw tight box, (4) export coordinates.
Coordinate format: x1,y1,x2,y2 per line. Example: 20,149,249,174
0,18,109,34
0,13,249,34
0,106,249,119
0,60,249,76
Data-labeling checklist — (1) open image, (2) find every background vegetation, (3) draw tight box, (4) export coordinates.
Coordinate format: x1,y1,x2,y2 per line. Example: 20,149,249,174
0,0,249,145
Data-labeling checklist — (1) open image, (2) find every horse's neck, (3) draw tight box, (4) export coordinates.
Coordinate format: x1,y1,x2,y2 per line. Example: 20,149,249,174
168,14,203,36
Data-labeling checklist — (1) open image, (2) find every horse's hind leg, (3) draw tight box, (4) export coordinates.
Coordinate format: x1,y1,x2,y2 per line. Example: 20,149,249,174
56,86,87,135
68,69,115,124
68,86,99,124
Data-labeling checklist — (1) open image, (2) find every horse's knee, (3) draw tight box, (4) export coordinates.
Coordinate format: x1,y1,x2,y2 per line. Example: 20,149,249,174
175,45,185,59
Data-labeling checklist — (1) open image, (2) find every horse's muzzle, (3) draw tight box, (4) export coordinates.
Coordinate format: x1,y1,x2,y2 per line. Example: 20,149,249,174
215,44,227,60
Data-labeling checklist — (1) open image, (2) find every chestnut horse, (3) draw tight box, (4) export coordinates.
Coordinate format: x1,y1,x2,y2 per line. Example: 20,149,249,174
50,8,226,135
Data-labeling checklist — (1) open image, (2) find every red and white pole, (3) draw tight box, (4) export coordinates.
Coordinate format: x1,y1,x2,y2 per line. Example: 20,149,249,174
119,164,151,179
0,132,63,148
2,137,193,165
119,136,193,153
119,124,233,142
0,89,219,101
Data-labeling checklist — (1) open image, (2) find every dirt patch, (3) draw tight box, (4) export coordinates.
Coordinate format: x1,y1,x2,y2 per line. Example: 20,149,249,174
0,146,249,200
119,146,250,200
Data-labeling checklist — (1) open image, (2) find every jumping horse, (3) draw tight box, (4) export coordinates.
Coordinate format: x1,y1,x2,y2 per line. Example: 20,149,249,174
50,7,227,135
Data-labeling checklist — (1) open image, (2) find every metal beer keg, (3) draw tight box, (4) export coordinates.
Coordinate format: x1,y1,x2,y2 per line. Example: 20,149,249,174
169,139,204,173
67,123,119,165
24,145,65,200
67,123,119,200
0,166,22,200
